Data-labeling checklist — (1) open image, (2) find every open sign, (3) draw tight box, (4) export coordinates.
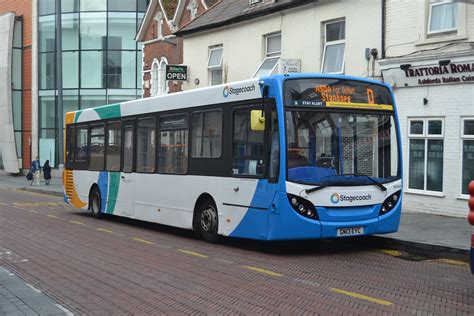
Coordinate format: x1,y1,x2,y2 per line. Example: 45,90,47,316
166,65,187,81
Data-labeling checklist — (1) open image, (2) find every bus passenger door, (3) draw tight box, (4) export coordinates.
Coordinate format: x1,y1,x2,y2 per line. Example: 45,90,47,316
118,123,135,217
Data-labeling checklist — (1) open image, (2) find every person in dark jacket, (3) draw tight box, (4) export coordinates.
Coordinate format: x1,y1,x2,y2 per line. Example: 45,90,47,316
43,160,52,185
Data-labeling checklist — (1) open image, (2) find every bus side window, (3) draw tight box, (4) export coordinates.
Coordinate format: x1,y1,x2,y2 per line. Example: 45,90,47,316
136,118,156,173
159,115,188,174
66,126,75,164
232,108,264,177
123,126,134,173
106,121,121,171
75,126,88,163
268,109,279,182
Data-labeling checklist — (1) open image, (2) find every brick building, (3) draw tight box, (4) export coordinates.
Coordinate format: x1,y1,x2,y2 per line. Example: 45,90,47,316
0,1,33,172
136,0,216,97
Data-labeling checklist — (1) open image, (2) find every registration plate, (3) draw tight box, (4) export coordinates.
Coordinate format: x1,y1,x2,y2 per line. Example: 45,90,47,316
337,227,364,237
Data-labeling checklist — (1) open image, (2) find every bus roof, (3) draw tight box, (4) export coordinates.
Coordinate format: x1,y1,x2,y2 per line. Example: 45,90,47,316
66,73,393,125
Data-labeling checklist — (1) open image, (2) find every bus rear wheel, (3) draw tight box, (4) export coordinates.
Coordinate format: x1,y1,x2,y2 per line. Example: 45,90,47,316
89,187,103,219
198,200,219,243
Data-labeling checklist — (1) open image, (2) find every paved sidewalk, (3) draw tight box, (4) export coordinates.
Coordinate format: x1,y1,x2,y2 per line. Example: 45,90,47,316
0,267,68,315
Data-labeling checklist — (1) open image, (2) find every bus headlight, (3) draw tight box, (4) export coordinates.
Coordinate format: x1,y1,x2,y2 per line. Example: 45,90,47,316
379,191,401,215
287,194,318,220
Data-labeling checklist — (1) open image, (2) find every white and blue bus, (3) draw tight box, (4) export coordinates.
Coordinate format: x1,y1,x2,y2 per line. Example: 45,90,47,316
64,73,402,242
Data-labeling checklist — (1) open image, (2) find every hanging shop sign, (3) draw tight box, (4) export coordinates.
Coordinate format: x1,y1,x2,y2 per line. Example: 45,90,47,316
382,61,474,88
166,65,188,81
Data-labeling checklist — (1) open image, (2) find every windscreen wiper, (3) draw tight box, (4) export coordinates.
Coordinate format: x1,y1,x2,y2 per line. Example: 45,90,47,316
342,173,387,192
304,173,387,194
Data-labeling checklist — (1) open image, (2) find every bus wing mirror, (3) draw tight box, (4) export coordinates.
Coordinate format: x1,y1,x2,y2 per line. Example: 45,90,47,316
250,110,265,131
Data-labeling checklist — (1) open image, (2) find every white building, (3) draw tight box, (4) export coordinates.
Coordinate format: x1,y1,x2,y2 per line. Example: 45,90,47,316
380,0,474,217
176,0,383,88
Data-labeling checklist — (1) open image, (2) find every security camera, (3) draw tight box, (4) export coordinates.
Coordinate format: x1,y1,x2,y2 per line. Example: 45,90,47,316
370,48,379,58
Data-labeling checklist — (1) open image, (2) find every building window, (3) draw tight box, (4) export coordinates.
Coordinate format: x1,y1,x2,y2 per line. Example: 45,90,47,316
158,58,168,95
322,20,345,74
253,33,281,78
428,1,457,34
408,118,444,193
150,59,159,96
155,12,163,39
191,110,222,158
461,118,474,195
208,46,223,86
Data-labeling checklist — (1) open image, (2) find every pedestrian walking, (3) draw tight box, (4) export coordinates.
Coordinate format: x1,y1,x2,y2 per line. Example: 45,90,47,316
30,156,41,186
43,160,52,185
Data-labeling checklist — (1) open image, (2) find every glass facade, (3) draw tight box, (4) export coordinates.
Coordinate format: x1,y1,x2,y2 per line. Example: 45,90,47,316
38,0,147,167
12,17,23,159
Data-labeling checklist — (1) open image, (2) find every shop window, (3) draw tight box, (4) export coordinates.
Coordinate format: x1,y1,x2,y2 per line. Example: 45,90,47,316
208,46,223,86
408,118,444,193
253,33,281,78
191,110,222,158
322,20,345,74
461,118,474,195
428,1,457,34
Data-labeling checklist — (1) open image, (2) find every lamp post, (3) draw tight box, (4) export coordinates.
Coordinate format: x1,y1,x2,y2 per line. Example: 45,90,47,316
55,0,63,170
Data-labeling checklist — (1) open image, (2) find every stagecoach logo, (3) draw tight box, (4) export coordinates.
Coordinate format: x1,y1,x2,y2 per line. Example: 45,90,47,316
223,84,256,98
331,193,372,204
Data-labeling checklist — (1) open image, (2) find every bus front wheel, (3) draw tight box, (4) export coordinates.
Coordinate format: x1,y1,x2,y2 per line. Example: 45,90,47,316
198,200,219,243
89,187,103,219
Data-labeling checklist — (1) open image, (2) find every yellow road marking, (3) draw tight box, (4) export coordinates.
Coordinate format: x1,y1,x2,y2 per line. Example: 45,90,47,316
379,249,402,257
97,228,115,234
177,249,208,258
132,237,154,245
331,288,392,306
432,258,469,267
27,209,40,214
47,214,59,219
0,202,8,206
241,265,284,277
69,220,84,225
15,189,59,198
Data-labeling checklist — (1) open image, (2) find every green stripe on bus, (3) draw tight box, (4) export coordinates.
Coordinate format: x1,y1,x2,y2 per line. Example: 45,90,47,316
74,110,83,123
106,172,121,214
95,104,121,120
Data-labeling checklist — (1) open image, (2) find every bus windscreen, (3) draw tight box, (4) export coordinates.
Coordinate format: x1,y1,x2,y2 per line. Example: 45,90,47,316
284,78,393,111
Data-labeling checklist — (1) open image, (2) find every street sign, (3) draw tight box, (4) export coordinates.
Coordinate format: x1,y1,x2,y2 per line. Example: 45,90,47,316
166,65,188,81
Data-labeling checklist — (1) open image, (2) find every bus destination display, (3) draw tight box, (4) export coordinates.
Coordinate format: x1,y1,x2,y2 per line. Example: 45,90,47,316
285,78,393,111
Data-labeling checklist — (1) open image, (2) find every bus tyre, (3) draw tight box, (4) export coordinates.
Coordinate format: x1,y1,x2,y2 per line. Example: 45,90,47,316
89,187,103,219
198,200,219,243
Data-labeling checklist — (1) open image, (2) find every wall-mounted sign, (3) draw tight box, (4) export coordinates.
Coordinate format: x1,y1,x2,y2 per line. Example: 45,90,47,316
278,59,301,74
166,65,187,81
382,61,474,88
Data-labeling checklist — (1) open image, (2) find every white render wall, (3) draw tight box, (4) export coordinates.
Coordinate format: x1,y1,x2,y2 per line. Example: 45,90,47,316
183,0,382,89
385,0,474,57
395,84,474,217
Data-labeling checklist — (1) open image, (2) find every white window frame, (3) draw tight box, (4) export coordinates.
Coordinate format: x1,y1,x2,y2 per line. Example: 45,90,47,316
150,58,159,96
460,117,474,198
207,45,223,86
157,57,168,95
406,117,445,195
253,33,281,78
321,20,345,75
427,0,457,35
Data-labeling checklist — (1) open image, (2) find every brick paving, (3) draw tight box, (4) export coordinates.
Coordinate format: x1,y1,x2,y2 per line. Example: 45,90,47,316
0,187,473,315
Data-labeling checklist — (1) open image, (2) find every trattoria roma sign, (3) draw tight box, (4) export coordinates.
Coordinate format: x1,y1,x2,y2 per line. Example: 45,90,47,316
382,61,474,87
